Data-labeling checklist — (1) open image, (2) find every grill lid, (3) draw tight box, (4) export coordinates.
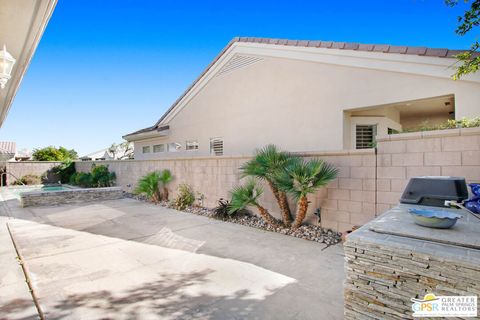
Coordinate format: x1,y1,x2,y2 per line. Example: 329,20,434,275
400,176,468,207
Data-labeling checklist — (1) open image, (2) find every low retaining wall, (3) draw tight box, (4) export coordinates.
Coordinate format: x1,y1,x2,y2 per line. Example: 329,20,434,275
20,187,124,207
5,161,62,185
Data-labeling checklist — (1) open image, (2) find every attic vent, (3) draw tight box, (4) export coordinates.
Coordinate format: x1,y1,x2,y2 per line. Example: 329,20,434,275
216,55,263,77
210,138,224,156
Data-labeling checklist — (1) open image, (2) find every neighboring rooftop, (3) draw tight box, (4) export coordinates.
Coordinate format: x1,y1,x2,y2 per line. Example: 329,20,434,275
0,141,16,155
124,36,476,138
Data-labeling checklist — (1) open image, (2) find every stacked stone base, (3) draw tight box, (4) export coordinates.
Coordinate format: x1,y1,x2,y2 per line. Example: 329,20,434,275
21,187,123,207
344,235,480,319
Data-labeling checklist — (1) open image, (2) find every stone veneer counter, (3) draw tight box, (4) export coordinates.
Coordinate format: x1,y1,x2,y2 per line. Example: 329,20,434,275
20,186,123,207
344,205,480,319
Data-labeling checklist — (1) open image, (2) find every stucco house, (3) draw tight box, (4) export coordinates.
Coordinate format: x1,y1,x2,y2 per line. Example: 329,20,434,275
124,37,480,159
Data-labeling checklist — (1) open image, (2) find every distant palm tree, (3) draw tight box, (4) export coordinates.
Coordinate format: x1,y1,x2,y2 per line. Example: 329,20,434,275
240,145,298,226
134,172,162,203
229,179,279,227
275,159,338,229
159,169,173,200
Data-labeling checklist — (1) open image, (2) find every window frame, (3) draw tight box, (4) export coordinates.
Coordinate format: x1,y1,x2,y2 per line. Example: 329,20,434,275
142,146,151,154
153,144,165,153
185,140,199,151
355,124,377,149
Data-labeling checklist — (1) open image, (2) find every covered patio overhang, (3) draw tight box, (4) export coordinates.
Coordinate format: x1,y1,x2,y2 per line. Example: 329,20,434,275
0,0,57,127
344,95,455,149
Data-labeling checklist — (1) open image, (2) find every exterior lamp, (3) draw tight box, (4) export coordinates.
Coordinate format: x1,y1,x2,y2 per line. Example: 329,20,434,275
0,45,16,89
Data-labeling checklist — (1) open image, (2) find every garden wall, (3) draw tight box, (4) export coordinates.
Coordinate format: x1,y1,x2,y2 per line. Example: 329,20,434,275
375,127,480,214
73,127,480,232
75,149,377,232
5,161,63,185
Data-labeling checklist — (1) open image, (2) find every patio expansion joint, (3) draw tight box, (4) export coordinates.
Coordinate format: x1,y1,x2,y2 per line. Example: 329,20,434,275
6,222,44,320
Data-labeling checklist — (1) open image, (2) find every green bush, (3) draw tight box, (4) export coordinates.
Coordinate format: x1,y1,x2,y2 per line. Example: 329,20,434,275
171,183,195,210
52,160,76,184
69,165,115,188
75,172,93,188
91,164,116,187
400,117,480,133
69,172,78,185
12,174,41,185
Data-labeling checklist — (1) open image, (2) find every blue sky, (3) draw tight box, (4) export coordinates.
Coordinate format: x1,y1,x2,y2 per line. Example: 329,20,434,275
0,0,476,155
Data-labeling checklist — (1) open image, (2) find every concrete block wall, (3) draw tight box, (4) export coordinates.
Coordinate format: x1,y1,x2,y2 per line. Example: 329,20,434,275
5,161,63,185
76,149,376,232
376,127,480,214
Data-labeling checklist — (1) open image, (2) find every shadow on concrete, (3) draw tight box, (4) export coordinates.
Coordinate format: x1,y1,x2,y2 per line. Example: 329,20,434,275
1,197,345,319
46,270,276,319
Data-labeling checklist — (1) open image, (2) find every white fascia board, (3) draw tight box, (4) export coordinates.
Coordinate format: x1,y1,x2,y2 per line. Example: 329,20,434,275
123,129,170,142
234,42,480,83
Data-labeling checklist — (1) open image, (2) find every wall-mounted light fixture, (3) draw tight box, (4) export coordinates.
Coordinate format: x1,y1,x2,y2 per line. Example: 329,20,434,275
0,45,16,89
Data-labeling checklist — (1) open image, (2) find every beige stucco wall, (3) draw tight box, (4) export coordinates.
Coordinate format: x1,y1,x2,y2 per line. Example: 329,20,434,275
81,128,480,232
76,149,376,232
5,161,62,185
375,127,480,214
133,54,480,160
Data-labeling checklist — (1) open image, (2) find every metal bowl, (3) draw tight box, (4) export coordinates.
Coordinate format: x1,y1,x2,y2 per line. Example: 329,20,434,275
409,208,462,229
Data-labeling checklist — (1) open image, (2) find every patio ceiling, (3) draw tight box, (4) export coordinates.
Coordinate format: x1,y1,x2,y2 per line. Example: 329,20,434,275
0,0,57,128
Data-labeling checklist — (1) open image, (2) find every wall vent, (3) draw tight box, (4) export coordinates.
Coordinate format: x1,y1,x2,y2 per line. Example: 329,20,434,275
210,138,224,156
216,55,263,77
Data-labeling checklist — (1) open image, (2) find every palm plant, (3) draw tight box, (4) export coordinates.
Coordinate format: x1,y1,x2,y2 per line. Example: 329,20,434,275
275,159,338,229
240,145,298,226
229,179,279,227
134,172,162,203
159,169,173,200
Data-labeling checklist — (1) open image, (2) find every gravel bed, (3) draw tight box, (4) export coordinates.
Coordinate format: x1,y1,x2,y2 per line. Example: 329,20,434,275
125,192,342,246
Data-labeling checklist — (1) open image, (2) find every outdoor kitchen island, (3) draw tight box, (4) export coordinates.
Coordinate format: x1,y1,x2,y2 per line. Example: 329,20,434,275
344,204,480,319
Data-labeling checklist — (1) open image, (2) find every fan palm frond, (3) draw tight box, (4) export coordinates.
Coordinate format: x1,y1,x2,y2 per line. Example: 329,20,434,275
275,159,338,200
229,179,263,213
134,171,161,202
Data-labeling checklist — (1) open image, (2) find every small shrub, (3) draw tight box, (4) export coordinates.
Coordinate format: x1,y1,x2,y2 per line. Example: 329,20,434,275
158,169,173,200
91,164,116,187
212,198,239,219
399,117,480,133
52,160,76,184
134,172,162,203
75,172,93,188
172,183,195,210
69,172,78,185
13,174,41,185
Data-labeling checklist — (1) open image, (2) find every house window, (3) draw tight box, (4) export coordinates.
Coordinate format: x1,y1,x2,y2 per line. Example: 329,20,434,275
185,140,199,151
153,144,165,153
210,138,223,156
356,125,377,149
142,146,151,153
167,142,182,152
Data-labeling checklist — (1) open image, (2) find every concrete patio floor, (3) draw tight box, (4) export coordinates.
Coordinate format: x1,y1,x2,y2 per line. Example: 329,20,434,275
1,197,345,319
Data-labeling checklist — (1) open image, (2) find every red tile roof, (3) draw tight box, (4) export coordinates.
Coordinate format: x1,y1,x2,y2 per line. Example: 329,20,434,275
124,37,475,138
